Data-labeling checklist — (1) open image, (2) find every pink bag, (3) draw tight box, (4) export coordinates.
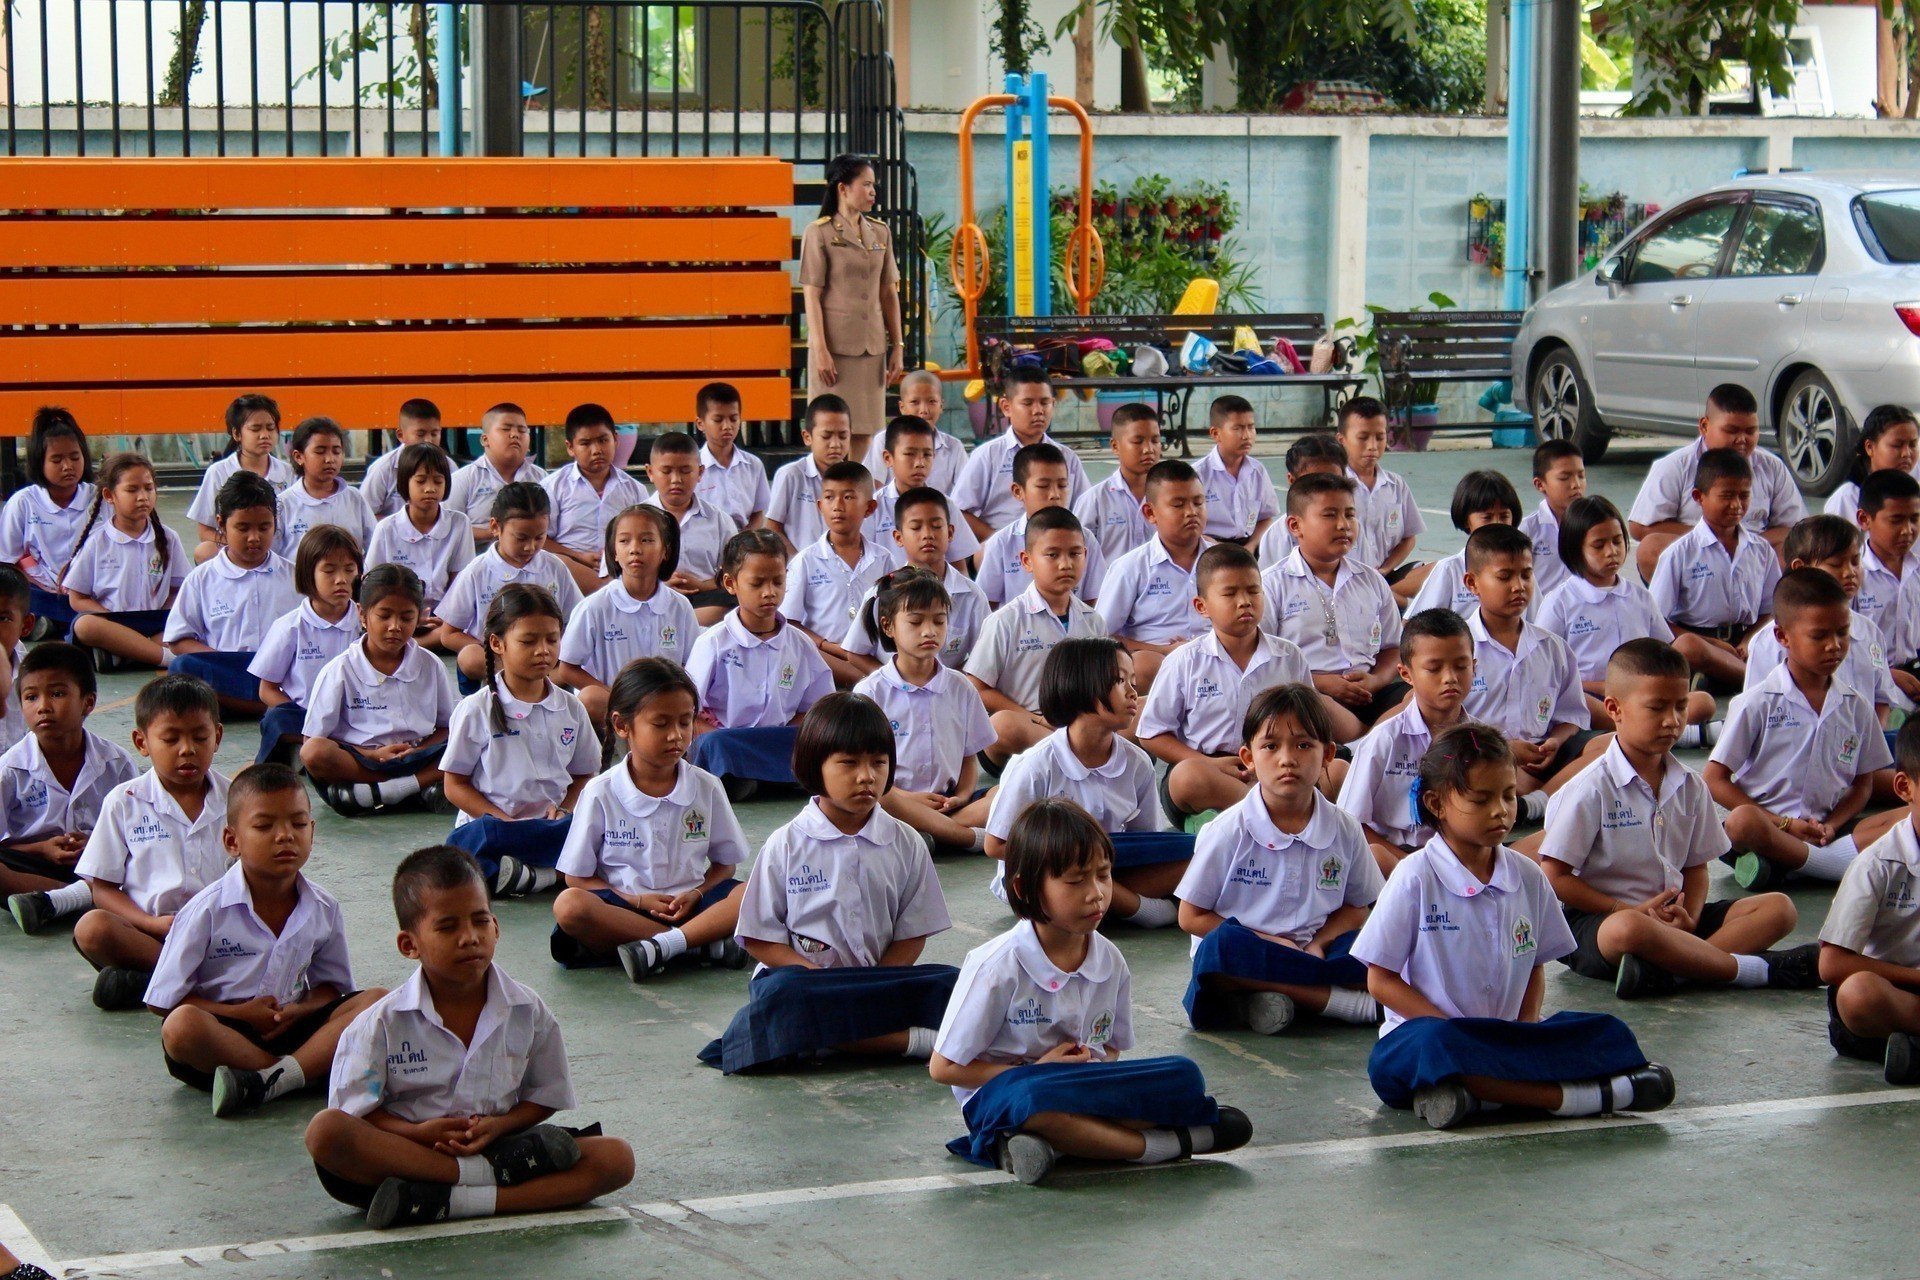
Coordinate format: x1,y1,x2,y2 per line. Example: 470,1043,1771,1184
1271,337,1308,376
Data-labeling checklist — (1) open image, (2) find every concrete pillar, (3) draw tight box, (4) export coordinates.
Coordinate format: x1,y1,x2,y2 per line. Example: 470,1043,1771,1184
469,4,521,156
1328,119,1370,325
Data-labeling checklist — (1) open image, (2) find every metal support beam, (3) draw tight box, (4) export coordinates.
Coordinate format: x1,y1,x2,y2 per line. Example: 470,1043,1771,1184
469,3,521,157
1532,0,1581,292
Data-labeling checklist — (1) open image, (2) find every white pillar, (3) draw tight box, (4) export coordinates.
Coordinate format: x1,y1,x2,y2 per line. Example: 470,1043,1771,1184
1328,119,1371,326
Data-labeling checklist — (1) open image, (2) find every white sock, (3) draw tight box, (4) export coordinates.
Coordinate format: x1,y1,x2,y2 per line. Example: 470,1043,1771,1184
1551,1081,1606,1117
1604,1073,1636,1111
156,648,172,669
1518,791,1546,823
380,775,423,803
1130,1129,1182,1164
261,1055,305,1101
455,1154,492,1186
652,927,688,962
704,939,732,959
1123,895,1179,928
968,827,988,852
1182,1123,1218,1153
46,880,93,916
904,1026,937,1059
528,866,560,893
1800,834,1860,881
1676,724,1703,748
1322,987,1383,1024
1731,953,1770,988
447,1183,498,1218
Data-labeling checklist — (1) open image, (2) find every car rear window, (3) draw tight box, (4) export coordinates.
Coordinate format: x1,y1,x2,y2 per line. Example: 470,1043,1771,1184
1857,190,1920,262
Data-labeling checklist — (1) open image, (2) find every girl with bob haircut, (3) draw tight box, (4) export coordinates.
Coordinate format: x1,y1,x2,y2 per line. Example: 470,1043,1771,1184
364,442,473,628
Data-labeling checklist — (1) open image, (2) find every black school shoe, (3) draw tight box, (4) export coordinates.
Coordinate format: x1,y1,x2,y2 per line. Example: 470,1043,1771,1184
1613,1064,1676,1113
1885,1032,1920,1086
317,783,373,819
366,1178,452,1229
8,890,54,935
1201,1106,1253,1155
1762,944,1822,990
418,781,458,815
486,1123,582,1186
211,1064,277,1118
5,1263,55,1280
1614,954,1683,1001
92,966,149,1011
1733,852,1791,892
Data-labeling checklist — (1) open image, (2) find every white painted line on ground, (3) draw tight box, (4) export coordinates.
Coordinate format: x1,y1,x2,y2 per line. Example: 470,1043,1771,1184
54,1087,1920,1276
0,1203,56,1273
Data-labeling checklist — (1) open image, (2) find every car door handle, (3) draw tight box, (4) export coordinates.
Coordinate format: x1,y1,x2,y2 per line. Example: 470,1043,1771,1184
1670,295,1693,308
1778,291,1804,306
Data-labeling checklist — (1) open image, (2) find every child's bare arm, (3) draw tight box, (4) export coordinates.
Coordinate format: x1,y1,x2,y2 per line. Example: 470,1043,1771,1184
878,935,930,966
1177,900,1226,939
258,679,292,708
440,771,511,821
1819,942,1920,991
1311,903,1369,952
742,937,819,970
1365,963,1449,1023
1824,775,1874,835
86,880,170,937
1364,645,1402,692
557,663,605,693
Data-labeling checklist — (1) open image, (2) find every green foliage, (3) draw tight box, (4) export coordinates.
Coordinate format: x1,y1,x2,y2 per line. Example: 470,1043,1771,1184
1596,0,1803,115
1335,291,1456,403
1228,0,1480,111
992,0,1052,75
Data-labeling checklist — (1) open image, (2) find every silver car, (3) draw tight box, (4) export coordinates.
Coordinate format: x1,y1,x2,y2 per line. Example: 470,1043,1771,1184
1512,170,1920,495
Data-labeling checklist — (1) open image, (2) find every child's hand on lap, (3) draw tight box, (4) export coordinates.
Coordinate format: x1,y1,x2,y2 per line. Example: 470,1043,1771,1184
414,1116,474,1153
630,891,681,918
442,1114,513,1155
1037,1041,1096,1065
228,995,283,1033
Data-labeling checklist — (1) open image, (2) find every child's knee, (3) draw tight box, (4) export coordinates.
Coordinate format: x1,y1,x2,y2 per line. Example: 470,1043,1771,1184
456,645,486,678
1753,891,1797,931
1834,971,1891,1026
552,887,597,932
582,1137,636,1194
1597,910,1660,952
304,1108,357,1163
1723,805,1768,846
71,907,114,957
159,1005,206,1055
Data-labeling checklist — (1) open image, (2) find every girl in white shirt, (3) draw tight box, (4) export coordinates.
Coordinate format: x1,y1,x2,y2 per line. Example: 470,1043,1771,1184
1350,723,1673,1130
1824,404,1920,526
0,406,96,633
364,444,474,632
931,798,1250,1184
250,525,364,766
165,471,299,714
65,452,188,671
186,393,294,562
557,504,698,728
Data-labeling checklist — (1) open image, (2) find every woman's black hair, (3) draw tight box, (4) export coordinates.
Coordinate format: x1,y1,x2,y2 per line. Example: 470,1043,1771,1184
490,480,550,526
1448,469,1524,533
1003,798,1113,924
27,406,93,489
215,470,280,526
791,691,895,797
1037,636,1128,729
720,527,788,581
293,525,364,597
1241,682,1335,748
480,583,567,734
601,656,700,769
395,443,453,501
60,452,169,589
358,562,425,611
820,153,875,218
861,565,950,652
1557,494,1629,581
1414,723,1514,826
1852,404,1920,486
604,503,681,585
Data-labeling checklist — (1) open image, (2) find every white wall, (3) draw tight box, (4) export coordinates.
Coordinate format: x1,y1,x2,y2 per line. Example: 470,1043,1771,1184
1801,3,1879,118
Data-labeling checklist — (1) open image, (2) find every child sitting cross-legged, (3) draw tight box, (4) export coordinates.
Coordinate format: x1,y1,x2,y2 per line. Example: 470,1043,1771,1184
862,368,967,494
1094,458,1210,694
357,397,442,520
1520,438,1587,599
363,443,473,642
1850,467,1920,695
165,472,299,717
0,406,95,636
249,525,363,768
1072,403,1163,564
446,403,545,541
1256,433,1347,570
436,482,584,690
541,402,648,598
691,381,772,530
187,394,294,563
864,415,979,567
1747,515,1903,727
1192,394,1279,549
1400,470,1527,615
556,503,699,728
765,394,852,557
1647,446,1781,690
781,460,894,687
63,452,187,673
647,431,742,626
274,416,375,559
838,486,990,678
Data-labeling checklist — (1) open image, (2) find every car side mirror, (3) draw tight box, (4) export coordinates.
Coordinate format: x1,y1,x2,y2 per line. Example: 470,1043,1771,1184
1596,257,1623,289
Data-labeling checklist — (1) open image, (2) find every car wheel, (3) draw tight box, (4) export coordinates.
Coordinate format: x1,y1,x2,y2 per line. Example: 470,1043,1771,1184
1531,347,1610,464
1777,368,1854,497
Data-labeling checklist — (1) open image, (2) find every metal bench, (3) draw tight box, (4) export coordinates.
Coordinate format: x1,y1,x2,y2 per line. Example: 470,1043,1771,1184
1374,309,1527,434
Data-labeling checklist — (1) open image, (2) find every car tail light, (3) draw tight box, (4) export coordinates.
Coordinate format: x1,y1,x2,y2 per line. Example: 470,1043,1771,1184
1898,304,1920,336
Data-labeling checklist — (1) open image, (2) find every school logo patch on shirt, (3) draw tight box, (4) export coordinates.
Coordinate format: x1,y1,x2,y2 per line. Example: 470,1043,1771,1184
778,662,797,689
560,726,576,747
683,809,708,841
1318,855,1344,890
1512,916,1536,957
660,626,678,648
1087,1009,1114,1048
1839,734,1859,767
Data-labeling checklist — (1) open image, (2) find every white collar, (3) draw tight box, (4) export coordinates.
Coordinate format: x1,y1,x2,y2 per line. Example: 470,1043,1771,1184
395,505,460,544
1598,738,1689,806
1419,834,1524,899
211,551,278,580
1044,728,1129,782
129,768,223,831
213,858,317,917
1191,627,1286,671
1240,789,1342,853
492,675,567,718
348,639,425,685
1467,608,1541,661
608,579,671,616
389,963,535,1026
1753,661,1863,714
722,609,790,650
298,600,358,633
792,797,894,846
1278,548,1357,591
103,520,156,547
876,656,942,694
1009,918,1117,989
1016,584,1083,618
607,757,696,815
1564,574,1632,603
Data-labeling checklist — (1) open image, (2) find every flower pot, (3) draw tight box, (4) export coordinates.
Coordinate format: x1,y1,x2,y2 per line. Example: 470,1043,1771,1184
1390,403,1439,453
1470,244,1489,265
1469,197,1489,219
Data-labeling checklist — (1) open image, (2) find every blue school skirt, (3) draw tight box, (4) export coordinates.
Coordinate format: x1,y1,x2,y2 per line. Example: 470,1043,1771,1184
549,881,741,969
29,587,75,633
445,815,573,878
343,740,447,778
255,701,308,764
688,726,800,786
948,1056,1221,1167
697,963,960,1074
1366,1011,1649,1110
1109,830,1196,870
1183,923,1366,1028
169,651,259,703
73,607,171,647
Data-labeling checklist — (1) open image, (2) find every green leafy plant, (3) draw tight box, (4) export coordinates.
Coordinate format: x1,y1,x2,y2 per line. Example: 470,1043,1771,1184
1335,290,1456,405
1594,0,1802,115
991,0,1052,75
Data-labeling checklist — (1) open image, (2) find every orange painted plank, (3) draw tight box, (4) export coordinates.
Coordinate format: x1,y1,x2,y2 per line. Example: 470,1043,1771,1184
3,323,791,384
0,269,793,326
0,214,792,269
0,376,793,435
0,157,793,212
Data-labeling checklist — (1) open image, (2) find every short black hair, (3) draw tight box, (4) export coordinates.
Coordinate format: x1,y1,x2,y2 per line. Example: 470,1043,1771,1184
1285,433,1347,476
1022,504,1085,549
1464,522,1534,573
1286,470,1355,517
1038,637,1128,728
563,402,617,440
27,406,93,489
1208,394,1255,426
398,397,441,423
1607,637,1691,686
482,402,526,425
1854,405,1920,486
862,566,952,652
1110,403,1160,435
293,525,364,596
1242,682,1334,747
606,503,681,582
1531,438,1583,478
1000,365,1053,394
804,394,852,430
603,657,701,769
1860,466,1920,516
1773,565,1850,627
1705,383,1759,417
1557,495,1628,578
1416,723,1514,823
1401,607,1472,659
1895,715,1920,780
792,692,896,796
225,393,280,435
1194,542,1259,596
1144,458,1201,501
892,485,950,527
215,471,279,526
289,415,344,456
1337,396,1388,430
227,762,307,823
1012,442,1068,488
1692,446,1752,494
395,443,453,497
649,430,700,462
696,382,742,418
18,641,94,699
720,528,788,580
0,564,29,609
820,460,873,489
134,672,220,731
1002,798,1113,924
359,562,425,611
1784,514,1860,568
883,415,936,453
392,845,488,928
490,480,550,525
1449,469,1523,533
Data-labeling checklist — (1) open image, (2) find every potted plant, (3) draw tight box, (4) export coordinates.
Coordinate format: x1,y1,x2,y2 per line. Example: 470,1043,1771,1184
1469,193,1490,220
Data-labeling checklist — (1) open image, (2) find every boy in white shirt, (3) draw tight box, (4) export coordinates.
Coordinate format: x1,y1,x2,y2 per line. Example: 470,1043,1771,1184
1256,433,1347,569
863,415,979,566
974,442,1108,606
782,461,893,685
306,846,634,1227
1852,467,1920,688
541,403,648,596
1521,438,1586,599
146,764,384,1116
1072,403,1163,564
446,404,547,543
648,431,741,624
165,471,300,713
1096,459,1209,692
358,397,442,519
862,369,967,493
840,487,991,677
766,395,852,555
1191,393,1279,548
950,368,1090,539
435,483,584,687
1336,397,1423,580
692,381,772,529
274,417,375,559
1648,447,1781,689
1748,515,1903,725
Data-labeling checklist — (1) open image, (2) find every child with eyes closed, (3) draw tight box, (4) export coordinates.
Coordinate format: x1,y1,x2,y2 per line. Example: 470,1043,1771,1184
63,452,187,673
364,444,473,643
557,504,699,729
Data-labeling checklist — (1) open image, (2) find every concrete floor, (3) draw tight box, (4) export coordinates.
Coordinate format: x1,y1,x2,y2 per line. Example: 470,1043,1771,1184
1,434,1909,1280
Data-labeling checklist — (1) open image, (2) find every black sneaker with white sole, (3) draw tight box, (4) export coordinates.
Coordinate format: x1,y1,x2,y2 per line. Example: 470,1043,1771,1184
365,1177,453,1229
1613,953,1683,1000
92,965,149,1010
616,937,669,982
1614,1063,1676,1113
484,1123,582,1186
491,856,536,898
1762,943,1822,990
998,1133,1058,1185
1885,1032,1920,1086
8,889,54,935
210,1063,279,1118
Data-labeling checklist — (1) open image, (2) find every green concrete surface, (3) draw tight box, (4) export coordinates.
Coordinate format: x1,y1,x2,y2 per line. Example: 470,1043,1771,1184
1,435,1908,1280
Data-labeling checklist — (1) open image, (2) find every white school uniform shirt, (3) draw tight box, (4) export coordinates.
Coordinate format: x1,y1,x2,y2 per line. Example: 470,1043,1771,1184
541,462,648,556
247,601,363,707
865,482,981,563
934,921,1132,1106
766,456,829,550
556,759,747,897
441,679,599,823
303,640,457,748
1261,550,1402,673
985,730,1166,898
668,495,740,583
735,800,951,970
1627,437,1806,532
852,660,994,794
0,728,139,846
782,535,899,637
1746,609,1905,712
435,546,584,638
74,768,231,916
358,444,406,518
1407,551,1540,623
1095,536,1210,645
1256,516,1297,571
1136,629,1312,756
328,963,576,1123
560,578,700,685
61,519,187,611
1519,500,1570,598
696,443,774,528
0,482,96,592
1821,817,1920,967
685,611,834,729
1073,470,1153,565
1177,791,1382,954
975,514,1108,606
1348,466,1425,569
1538,740,1727,906
962,586,1106,712
1648,521,1781,630
0,642,23,754
1351,835,1576,1034
164,552,299,651
1339,704,1450,850
186,453,296,528
838,563,991,670
446,457,548,530
275,477,375,558
862,429,967,495
1537,575,1674,683
1855,545,1920,666
1193,448,1280,542
144,863,354,1009
1823,481,1863,527
950,430,1091,529
364,506,475,609
1462,611,1589,741
1708,664,1892,822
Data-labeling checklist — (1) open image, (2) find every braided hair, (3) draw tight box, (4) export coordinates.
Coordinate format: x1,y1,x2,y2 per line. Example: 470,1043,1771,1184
60,452,168,590
859,564,950,652
479,582,567,735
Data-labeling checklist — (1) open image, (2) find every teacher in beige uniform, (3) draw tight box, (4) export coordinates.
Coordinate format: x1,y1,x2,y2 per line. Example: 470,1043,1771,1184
800,153,905,460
